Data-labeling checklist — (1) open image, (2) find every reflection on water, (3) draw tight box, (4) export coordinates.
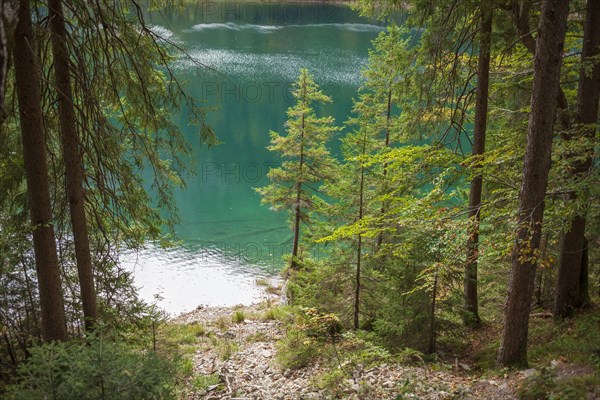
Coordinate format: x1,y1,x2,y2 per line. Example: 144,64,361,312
122,244,277,315
125,3,384,314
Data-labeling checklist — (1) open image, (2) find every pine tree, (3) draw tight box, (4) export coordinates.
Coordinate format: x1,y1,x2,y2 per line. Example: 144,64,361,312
497,0,570,367
464,2,493,328
14,0,67,342
48,0,98,330
554,0,600,318
257,69,339,271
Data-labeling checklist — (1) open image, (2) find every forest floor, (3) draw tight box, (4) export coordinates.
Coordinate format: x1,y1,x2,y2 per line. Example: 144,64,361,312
168,296,599,400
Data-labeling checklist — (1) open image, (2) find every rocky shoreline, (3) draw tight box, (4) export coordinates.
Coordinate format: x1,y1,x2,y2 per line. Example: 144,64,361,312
171,300,526,400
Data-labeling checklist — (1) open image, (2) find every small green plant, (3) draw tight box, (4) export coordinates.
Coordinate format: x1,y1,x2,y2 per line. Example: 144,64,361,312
314,369,347,396
179,357,194,376
396,347,425,364
551,375,599,400
255,277,270,287
232,310,245,323
246,332,269,343
261,306,294,323
517,368,556,400
215,315,230,331
191,373,221,391
275,330,321,370
217,340,239,361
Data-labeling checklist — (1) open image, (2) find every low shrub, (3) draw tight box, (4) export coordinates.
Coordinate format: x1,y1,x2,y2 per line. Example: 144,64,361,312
6,334,175,400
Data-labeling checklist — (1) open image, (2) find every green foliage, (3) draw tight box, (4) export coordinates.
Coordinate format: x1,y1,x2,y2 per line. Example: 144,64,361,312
527,309,600,368
256,68,339,266
231,310,245,323
6,335,175,400
515,368,599,400
517,368,557,400
337,331,392,367
215,339,239,361
313,369,347,397
261,306,293,323
275,307,342,370
275,329,321,370
191,373,221,392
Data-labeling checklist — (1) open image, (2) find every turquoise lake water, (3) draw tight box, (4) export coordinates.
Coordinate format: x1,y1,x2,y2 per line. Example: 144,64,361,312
124,2,388,314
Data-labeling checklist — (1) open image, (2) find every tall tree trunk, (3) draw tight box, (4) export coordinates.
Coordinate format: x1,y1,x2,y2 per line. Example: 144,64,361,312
376,88,392,251
48,0,98,330
554,0,600,319
354,136,367,330
464,2,492,328
497,0,569,367
577,237,590,307
0,10,7,121
290,77,307,271
14,0,67,342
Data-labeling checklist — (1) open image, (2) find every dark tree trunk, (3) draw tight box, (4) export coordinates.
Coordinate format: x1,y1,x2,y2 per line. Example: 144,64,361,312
554,0,600,319
497,0,569,367
577,237,590,308
290,77,307,271
48,0,98,330
0,11,7,121
354,137,367,330
464,2,492,328
376,89,392,251
14,0,67,342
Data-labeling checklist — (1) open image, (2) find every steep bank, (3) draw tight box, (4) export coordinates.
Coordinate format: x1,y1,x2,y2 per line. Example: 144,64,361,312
171,301,526,399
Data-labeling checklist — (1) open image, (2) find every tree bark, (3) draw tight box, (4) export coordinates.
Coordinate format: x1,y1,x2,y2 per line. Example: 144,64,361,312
464,2,492,328
354,137,367,330
497,0,569,367
376,89,392,251
48,0,98,330
0,11,7,121
554,0,600,319
290,76,307,271
14,0,67,342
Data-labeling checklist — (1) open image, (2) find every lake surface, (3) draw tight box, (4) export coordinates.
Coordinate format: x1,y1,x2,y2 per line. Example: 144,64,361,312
123,2,387,315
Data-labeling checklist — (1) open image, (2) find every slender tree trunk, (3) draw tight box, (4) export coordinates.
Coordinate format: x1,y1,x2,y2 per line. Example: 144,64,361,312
0,11,7,121
14,0,67,342
354,137,367,330
376,89,392,251
554,0,600,319
464,2,492,328
497,0,569,368
427,270,438,354
577,237,590,308
48,0,98,330
533,233,549,307
290,78,307,271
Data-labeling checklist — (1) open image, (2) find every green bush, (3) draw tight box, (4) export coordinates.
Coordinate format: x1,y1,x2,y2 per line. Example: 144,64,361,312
191,373,221,391
517,367,599,400
275,329,321,370
232,310,245,323
6,335,175,400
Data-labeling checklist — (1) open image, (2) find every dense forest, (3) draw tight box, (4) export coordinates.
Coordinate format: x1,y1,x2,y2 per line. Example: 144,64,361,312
0,0,599,399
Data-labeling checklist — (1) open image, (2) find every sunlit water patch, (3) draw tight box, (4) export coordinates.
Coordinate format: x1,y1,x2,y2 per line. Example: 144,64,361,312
186,22,386,34
174,47,369,87
122,245,277,315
